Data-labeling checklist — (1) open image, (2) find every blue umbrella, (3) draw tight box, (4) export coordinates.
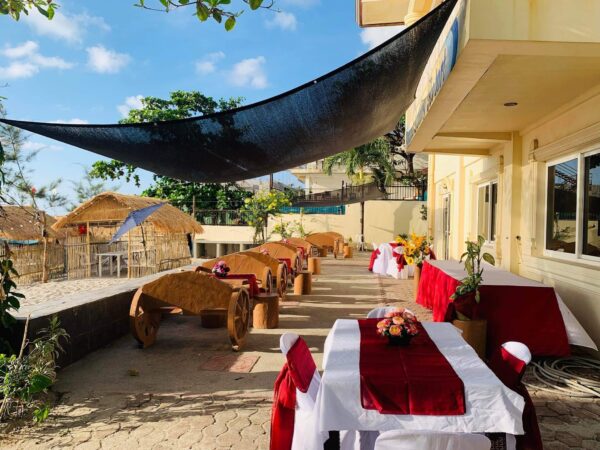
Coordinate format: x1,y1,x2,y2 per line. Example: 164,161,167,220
109,203,165,244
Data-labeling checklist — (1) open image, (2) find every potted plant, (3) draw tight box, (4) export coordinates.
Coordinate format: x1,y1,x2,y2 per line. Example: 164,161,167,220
450,235,495,358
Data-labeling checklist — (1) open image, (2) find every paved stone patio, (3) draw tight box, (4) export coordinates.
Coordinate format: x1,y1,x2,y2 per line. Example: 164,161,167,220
1,255,599,449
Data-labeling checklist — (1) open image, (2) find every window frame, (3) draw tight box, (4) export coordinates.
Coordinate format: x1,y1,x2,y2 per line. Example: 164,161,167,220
476,180,498,244
543,148,600,264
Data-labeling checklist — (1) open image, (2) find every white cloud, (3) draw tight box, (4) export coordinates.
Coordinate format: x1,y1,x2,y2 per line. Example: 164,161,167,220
117,95,144,118
51,118,89,124
195,51,225,75
23,11,110,44
0,62,39,79
360,26,405,50
22,141,63,152
266,11,297,31
0,41,74,79
86,45,131,74
229,56,268,89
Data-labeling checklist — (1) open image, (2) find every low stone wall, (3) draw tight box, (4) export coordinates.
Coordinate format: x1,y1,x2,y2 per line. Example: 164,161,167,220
9,265,199,368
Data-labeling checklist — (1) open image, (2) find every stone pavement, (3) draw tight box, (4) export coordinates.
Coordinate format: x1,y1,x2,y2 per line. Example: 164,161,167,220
1,254,599,449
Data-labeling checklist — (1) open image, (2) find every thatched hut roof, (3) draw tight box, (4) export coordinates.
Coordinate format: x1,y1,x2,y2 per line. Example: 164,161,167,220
0,206,59,241
52,192,203,234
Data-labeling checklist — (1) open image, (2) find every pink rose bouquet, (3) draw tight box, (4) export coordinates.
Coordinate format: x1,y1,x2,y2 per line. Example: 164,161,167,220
376,308,419,345
212,261,230,278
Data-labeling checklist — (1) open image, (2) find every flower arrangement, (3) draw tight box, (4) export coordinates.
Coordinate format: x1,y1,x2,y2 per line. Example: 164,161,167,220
395,233,432,267
376,308,419,346
211,261,230,278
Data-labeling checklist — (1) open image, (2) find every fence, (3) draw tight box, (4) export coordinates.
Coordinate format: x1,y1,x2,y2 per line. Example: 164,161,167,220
196,209,248,226
0,242,65,285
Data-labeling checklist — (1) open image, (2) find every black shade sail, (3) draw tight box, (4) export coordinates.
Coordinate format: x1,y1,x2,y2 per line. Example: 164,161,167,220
1,0,457,183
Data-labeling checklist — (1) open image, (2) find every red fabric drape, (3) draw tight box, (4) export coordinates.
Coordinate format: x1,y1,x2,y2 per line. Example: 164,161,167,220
416,262,571,357
278,258,292,272
368,249,380,271
270,364,296,450
287,338,317,393
488,347,543,450
210,273,260,297
358,319,465,415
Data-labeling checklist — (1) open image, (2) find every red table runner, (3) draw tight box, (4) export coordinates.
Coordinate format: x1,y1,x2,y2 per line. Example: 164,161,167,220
417,261,570,357
358,319,465,415
210,273,260,297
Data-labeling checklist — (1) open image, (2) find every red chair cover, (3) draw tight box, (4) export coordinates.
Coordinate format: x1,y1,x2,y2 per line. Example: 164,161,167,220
488,346,543,450
270,364,296,450
270,337,318,450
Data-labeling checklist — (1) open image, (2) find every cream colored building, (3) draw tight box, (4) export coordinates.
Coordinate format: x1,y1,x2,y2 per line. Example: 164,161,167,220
358,0,600,347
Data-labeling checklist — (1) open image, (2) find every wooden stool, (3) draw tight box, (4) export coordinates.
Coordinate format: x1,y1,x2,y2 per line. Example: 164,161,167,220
318,247,328,257
293,270,312,295
307,257,321,275
253,293,279,329
343,244,353,259
200,309,227,328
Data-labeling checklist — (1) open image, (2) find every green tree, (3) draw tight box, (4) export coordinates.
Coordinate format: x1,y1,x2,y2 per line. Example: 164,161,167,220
2,0,276,31
69,167,117,210
241,190,290,243
323,137,396,190
89,90,251,212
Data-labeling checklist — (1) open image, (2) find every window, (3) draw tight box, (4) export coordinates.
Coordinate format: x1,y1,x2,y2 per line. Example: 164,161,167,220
545,150,600,261
477,181,498,242
546,159,578,254
583,153,600,257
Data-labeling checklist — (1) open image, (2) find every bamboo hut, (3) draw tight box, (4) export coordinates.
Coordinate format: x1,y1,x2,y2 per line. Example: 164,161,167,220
0,206,64,284
52,192,203,279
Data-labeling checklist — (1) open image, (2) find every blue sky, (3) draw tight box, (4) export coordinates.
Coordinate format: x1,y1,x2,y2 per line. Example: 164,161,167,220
0,0,402,213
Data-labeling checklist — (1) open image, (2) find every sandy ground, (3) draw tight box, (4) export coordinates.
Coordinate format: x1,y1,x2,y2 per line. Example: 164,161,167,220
1,254,599,449
18,278,133,307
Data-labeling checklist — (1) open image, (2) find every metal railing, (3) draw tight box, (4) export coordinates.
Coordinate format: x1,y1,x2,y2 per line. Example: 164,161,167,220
289,180,427,207
196,210,248,226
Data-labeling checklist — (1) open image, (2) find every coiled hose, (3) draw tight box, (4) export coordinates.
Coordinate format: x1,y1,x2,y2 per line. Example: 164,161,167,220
524,357,600,398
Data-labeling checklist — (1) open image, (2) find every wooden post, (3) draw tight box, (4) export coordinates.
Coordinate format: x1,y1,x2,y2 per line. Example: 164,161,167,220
40,211,49,283
127,230,132,279
86,222,91,278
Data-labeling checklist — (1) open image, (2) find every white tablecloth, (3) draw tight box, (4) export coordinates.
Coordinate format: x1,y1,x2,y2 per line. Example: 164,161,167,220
428,260,597,350
316,320,525,438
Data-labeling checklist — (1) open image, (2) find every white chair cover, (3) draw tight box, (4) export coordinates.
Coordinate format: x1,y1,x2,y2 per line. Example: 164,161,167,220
374,431,491,450
372,244,392,275
366,307,415,319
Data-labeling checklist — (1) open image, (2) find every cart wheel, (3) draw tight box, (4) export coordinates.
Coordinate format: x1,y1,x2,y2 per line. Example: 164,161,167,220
129,290,162,348
228,289,250,351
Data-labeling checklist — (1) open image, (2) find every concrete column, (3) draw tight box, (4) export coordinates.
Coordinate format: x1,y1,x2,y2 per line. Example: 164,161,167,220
216,243,225,258
239,243,244,252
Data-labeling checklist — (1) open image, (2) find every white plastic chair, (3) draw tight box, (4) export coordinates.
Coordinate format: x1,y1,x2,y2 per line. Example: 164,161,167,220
374,431,491,450
367,306,414,319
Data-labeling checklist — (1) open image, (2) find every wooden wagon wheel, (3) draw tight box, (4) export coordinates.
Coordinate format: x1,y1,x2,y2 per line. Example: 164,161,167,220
277,264,288,300
129,291,162,348
227,289,250,351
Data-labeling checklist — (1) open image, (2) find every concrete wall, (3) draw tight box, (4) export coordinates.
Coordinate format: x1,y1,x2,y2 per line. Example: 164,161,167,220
195,201,427,251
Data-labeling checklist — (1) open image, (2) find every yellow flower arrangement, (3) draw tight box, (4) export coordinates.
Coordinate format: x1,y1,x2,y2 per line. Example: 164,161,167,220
395,233,432,267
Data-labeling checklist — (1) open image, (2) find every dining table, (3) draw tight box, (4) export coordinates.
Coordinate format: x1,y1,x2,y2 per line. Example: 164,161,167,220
416,260,597,357
307,319,526,449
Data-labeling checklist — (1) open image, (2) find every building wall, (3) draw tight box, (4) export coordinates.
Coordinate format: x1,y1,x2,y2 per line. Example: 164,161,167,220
195,201,427,250
427,89,600,348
